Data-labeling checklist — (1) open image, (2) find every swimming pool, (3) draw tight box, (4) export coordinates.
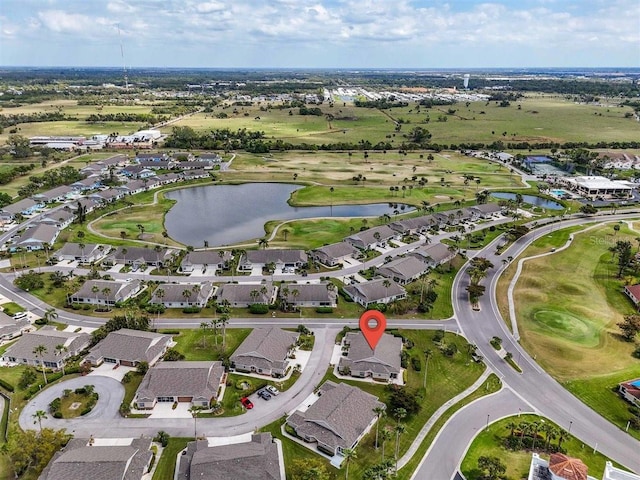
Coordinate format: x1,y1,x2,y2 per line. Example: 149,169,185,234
551,189,568,197
631,379,640,388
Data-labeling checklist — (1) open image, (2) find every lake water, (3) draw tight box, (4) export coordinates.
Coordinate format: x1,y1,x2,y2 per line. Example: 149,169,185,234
165,183,411,246
490,192,564,210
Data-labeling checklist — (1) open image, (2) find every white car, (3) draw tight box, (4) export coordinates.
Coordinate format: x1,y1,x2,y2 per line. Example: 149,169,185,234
266,385,279,396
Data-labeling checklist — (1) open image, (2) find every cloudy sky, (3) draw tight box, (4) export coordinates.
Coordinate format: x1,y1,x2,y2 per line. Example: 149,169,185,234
1,0,639,68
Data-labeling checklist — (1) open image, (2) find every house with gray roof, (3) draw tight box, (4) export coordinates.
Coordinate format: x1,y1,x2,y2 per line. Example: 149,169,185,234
343,278,406,307
150,282,215,308
71,176,102,191
53,243,109,264
89,188,123,203
409,242,456,268
0,311,32,342
179,250,232,274
85,329,173,367
468,203,503,218
279,282,337,309
346,225,397,250
70,279,143,306
197,153,223,162
377,255,430,285
310,242,360,267
286,381,384,456
13,224,60,251
1,198,44,217
230,327,298,377
338,332,402,381
178,433,284,480
40,437,153,480
134,361,225,409
216,282,276,307
104,246,177,267
33,185,74,204
389,215,438,235
238,249,308,272
1,327,90,370
38,208,75,229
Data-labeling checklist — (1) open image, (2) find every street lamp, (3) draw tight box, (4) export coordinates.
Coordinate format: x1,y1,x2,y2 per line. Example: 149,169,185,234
568,420,573,435
485,414,490,431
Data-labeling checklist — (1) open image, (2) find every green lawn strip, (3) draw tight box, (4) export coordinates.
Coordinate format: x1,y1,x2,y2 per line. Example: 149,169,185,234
219,373,267,417
504,356,523,373
152,437,191,480
121,372,144,409
169,328,251,361
563,367,640,442
0,302,25,316
395,374,502,480
460,414,616,480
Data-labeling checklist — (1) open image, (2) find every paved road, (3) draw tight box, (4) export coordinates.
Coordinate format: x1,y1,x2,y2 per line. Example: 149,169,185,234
411,388,534,480
453,214,640,473
19,326,337,438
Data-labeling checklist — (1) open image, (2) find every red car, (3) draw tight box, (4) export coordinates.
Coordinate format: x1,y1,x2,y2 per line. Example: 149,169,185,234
240,397,253,409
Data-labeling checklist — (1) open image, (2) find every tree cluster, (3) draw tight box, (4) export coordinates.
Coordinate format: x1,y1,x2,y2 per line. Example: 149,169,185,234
6,428,72,478
90,314,150,346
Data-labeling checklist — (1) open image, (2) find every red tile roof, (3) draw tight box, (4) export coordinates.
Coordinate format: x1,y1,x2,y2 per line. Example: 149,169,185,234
625,284,640,301
549,454,588,480
620,378,640,400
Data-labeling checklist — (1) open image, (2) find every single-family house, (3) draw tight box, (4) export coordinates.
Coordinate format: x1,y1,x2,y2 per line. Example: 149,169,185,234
409,242,456,267
624,284,640,310
181,168,210,180
173,160,214,170
138,159,172,170
53,243,108,264
134,361,225,409
85,329,173,367
89,188,124,204
0,311,31,341
155,172,181,185
33,185,74,204
377,255,430,285
197,153,223,163
230,327,298,377
1,327,90,369
238,249,308,272
38,208,75,229
71,176,102,191
179,250,232,274
279,282,337,309
40,437,153,480
14,224,60,251
469,203,503,218
171,152,195,161
603,462,640,480
136,152,168,162
216,282,276,307
70,279,143,306
104,246,177,268
338,332,402,381
69,197,100,215
527,453,595,480
150,282,214,308
286,381,384,456
178,433,284,480
619,378,640,407
1,198,44,218
343,278,406,307
310,242,360,267
346,225,397,250
389,215,435,235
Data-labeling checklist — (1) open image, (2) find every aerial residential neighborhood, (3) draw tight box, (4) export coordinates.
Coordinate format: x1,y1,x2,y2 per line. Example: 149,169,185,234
0,2,639,480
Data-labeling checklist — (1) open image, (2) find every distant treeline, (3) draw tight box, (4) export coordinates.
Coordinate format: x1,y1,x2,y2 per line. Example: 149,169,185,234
0,163,36,186
164,125,640,154
16,166,83,198
86,113,164,124
0,111,77,129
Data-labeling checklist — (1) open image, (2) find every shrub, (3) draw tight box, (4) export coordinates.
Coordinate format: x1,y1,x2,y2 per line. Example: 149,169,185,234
315,307,333,313
182,307,202,313
53,412,63,419
154,431,170,447
632,345,640,359
80,407,91,416
74,387,87,395
0,378,14,392
249,304,269,314
411,356,422,371
34,318,48,325
18,367,37,390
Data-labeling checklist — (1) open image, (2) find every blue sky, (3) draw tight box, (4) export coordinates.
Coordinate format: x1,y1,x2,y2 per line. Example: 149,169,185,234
1,0,638,68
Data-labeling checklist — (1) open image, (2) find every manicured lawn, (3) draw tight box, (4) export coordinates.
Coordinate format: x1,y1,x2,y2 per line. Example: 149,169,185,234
55,391,97,419
168,328,251,361
152,437,191,480
122,372,144,410
460,414,615,480
219,373,268,417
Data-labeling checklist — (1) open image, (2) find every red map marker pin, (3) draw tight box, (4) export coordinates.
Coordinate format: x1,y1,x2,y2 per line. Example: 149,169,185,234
359,310,386,350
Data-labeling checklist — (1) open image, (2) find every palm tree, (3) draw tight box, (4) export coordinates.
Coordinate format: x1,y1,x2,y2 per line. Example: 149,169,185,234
380,428,392,461
556,427,568,449
258,238,269,249
91,284,100,304
423,349,432,388
382,279,391,301
44,307,58,324
121,247,128,265
394,423,406,470
101,287,111,307
182,289,192,305
32,410,47,432
189,406,204,439
342,448,357,480
155,288,165,327
210,318,219,346
393,407,406,426
199,322,210,348
518,421,531,448
249,289,259,304
281,286,290,311
219,313,230,347
291,289,300,313
55,344,68,375
506,420,518,438
33,344,48,384
373,406,386,449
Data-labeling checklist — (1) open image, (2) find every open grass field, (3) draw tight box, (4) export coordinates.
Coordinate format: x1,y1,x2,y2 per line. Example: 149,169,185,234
168,328,251,361
460,414,615,480
163,94,639,145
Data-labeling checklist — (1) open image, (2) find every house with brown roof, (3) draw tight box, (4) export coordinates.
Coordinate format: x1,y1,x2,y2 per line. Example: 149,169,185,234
338,332,403,381
286,381,384,456
619,378,640,407
230,327,298,377
624,284,640,310
177,433,284,480
311,242,360,267
134,361,225,409
85,329,173,367
346,225,397,250
40,437,153,480
1,327,90,370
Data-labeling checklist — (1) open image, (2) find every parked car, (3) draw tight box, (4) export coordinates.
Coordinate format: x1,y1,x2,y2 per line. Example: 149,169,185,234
257,390,272,401
266,385,279,396
240,397,253,409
